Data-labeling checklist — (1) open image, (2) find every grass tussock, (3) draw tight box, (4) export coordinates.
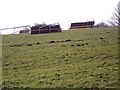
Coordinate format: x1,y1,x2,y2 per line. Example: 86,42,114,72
2,28,119,88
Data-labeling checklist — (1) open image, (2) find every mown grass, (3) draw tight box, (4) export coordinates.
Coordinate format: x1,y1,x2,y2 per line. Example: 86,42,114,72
2,27,119,88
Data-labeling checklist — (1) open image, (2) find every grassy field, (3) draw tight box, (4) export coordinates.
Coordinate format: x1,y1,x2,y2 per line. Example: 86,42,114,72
2,27,119,88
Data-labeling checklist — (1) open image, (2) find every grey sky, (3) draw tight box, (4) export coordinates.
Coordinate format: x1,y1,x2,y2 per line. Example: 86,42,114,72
0,0,119,34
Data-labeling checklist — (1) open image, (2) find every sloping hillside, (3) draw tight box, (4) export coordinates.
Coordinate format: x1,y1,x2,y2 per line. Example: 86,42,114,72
2,28,119,88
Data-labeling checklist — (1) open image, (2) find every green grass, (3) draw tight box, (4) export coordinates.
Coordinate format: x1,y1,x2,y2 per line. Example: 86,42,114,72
2,27,119,88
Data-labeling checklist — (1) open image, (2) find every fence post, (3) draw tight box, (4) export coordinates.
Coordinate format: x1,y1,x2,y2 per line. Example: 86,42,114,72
14,28,15,34
49,26,51,33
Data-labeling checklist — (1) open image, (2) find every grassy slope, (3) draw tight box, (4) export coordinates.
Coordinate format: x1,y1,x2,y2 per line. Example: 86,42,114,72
2,28,119,88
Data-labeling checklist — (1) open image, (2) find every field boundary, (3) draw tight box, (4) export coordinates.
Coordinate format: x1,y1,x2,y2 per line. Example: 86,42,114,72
0,25,31,35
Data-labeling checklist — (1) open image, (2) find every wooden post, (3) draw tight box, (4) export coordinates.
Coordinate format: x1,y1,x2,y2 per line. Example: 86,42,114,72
14,28,15,34
49,25,51,33
39,28,40,34
87,19,88,28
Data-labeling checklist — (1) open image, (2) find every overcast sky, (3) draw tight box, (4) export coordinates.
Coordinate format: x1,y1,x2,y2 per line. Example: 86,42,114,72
0,0,119,34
